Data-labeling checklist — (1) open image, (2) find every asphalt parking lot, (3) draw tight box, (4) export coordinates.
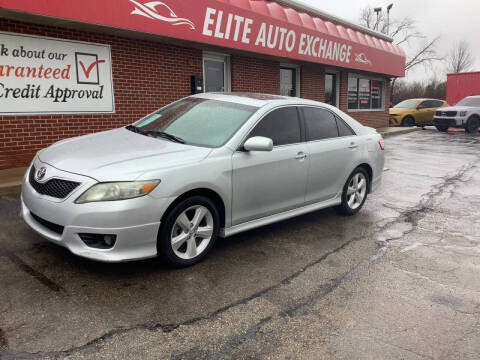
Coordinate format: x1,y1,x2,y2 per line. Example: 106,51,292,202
1,128,479,360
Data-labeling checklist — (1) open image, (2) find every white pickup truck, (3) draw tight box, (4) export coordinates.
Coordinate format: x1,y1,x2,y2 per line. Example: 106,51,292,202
433,95,480,133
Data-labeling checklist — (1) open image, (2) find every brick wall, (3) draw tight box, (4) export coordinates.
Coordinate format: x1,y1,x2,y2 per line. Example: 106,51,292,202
300,65,325,102
338,71,390,129
0,20,203,170
231,55,279,94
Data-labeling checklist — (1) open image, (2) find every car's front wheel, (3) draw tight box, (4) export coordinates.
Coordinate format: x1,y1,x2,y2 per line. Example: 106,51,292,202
402,116,415,127
157,196,219,267
466,116,480,134
336,167,369,216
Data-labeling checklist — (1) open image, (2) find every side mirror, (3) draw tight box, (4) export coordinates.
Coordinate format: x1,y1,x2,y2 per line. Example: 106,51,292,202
243,136,273,152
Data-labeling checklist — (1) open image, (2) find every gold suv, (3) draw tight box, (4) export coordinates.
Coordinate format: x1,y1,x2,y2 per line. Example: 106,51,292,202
389,99,449,127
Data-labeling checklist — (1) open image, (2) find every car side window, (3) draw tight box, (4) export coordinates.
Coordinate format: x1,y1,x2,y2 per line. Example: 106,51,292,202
418,101,430,109
432,100,444,107
336,116,355,137
302,107,339,141
248,107,301,146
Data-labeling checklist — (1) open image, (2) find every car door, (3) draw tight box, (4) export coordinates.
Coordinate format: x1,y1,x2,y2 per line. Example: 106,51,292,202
301,106,358,204
416,100,437,124
231,106,309,225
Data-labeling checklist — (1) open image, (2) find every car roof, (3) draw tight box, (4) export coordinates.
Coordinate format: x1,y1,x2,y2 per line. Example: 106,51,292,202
406,98,445,101
191,92,324,107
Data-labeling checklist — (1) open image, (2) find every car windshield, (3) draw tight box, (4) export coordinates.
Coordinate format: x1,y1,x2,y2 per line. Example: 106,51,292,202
132,98,258,147
455,97,480,107
393,100,419,109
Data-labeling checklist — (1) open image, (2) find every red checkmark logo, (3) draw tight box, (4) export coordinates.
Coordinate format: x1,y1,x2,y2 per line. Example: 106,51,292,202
79,59,105,79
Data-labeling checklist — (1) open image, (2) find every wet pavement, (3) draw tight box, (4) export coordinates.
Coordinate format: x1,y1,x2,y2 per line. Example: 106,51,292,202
0,127,479,359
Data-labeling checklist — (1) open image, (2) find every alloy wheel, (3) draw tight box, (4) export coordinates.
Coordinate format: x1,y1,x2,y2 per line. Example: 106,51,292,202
170,205,214,260
347,173,367,210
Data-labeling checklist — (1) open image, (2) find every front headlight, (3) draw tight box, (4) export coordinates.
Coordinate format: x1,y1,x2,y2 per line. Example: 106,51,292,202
75,180,160,204
460,111,468,117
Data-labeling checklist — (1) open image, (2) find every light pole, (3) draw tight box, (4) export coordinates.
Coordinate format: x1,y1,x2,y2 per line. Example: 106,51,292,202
386,3,393,36
374,7,382,31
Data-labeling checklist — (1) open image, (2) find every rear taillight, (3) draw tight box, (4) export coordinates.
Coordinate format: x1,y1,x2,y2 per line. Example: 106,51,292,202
378,138,385,150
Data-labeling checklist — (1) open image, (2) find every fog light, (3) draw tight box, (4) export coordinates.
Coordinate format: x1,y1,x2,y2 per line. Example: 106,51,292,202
104,235,115,246
79,233,117,249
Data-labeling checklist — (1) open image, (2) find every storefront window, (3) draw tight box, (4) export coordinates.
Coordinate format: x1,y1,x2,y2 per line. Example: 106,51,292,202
371,80,383,109
348,77,359,109
358,79,371,109
348,75,384,110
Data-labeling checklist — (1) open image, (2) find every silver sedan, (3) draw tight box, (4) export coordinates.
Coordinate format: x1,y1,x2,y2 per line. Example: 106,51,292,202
21,93,385,266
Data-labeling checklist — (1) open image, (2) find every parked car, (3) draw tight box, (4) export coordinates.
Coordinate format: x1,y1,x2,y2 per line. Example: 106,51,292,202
433,95,480,133
21,93,385,266
389,98,449,127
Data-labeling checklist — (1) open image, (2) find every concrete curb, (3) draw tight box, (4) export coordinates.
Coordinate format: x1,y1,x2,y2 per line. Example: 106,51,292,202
0,184,22,196
0,167,26,197
378,127,422,138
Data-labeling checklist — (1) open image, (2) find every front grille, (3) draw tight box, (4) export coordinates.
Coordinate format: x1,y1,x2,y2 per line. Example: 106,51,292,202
29,166,80,199
30,212,64,235
435,110,457,117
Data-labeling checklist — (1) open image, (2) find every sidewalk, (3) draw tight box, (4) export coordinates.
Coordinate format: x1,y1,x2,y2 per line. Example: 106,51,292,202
0,167,26,196
377,126,421,137
0,126,422,196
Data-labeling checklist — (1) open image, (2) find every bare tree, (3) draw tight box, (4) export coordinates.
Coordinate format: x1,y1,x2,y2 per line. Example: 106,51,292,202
359,6,442,104
446,41,475,73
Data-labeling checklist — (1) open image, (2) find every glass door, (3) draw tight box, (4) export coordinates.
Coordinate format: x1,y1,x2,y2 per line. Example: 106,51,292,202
203,54,230,93
325,73,337,106
280,67,297,97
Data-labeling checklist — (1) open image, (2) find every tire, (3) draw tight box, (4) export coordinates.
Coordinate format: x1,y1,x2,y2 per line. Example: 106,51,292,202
336,167,369,216
465,116,480,134
435,125,448,132
157,195,220,267
402,116,415,127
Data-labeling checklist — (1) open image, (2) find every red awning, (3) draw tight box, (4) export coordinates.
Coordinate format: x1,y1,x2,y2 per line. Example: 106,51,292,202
0,0,405,76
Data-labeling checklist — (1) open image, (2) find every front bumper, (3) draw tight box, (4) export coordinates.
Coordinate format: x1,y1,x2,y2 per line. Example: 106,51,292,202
433,117,464,128
389,116,401,126
21,161,174,262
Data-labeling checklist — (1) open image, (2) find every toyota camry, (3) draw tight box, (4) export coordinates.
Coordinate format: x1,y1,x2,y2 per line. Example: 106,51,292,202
21,93,384,266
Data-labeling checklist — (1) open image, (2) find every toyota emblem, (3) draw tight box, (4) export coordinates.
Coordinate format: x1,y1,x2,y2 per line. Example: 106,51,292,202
36,167,47,181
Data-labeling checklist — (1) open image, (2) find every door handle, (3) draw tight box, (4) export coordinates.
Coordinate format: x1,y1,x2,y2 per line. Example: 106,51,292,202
349,143,359,149
295,152,307,160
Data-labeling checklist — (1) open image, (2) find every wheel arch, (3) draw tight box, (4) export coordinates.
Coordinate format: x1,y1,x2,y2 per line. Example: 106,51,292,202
467,113,480,122
160,188,226,229
357,163,373,193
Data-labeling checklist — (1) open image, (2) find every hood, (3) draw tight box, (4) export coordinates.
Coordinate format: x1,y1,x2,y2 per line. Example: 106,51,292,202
438,106,474,112
39,128,212,181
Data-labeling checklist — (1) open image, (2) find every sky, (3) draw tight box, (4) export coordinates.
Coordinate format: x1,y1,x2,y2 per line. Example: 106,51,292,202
296,0,480,83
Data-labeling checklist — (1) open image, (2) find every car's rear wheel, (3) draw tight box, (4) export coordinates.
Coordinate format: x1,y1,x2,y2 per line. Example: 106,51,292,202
336,167,369,216
435,125,448,132
466,116,480,134
402,116,415,127
157,196,219,267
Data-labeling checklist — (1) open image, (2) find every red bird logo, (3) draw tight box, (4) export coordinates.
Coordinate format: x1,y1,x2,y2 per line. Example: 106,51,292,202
129,0,196,30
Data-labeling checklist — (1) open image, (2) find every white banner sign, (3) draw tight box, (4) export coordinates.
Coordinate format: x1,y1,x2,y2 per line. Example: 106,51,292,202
0,32,114,115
